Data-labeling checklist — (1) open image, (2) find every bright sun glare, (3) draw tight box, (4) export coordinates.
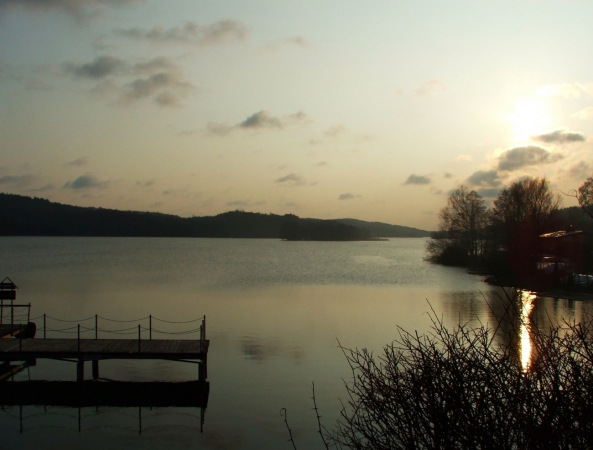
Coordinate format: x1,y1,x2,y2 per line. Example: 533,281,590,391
508,98,551,139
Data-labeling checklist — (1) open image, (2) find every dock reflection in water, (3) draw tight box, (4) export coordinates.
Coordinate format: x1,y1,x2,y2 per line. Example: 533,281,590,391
0,379,209,434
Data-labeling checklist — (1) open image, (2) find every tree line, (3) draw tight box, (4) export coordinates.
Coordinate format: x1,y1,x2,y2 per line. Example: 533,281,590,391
0,193,429,239
279,220,371,241
426,176,593,286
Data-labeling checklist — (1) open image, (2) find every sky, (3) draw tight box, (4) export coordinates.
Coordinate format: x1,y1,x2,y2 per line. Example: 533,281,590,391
1,0,592,230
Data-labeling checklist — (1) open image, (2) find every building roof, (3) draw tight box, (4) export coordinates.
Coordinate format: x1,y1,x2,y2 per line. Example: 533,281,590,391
539,230,583,239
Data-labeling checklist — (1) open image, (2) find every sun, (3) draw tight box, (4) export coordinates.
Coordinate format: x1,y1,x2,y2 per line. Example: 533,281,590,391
507,98,551,139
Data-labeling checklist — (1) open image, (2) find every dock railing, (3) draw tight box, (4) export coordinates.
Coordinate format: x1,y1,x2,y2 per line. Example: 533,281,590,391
35,313,206,343
0,303,31,326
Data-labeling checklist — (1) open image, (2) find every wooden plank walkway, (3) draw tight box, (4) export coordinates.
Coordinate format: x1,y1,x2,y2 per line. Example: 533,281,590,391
0,338,209,361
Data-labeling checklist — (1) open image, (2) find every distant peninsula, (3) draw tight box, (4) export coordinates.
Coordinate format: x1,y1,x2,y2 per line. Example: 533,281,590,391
0,193,431,240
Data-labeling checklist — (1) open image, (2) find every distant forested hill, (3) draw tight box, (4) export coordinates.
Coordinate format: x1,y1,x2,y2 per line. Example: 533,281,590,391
0,193,431,238
335,218,431,238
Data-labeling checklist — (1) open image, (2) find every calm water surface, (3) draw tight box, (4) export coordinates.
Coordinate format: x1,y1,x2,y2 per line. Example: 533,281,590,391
1,237,590,449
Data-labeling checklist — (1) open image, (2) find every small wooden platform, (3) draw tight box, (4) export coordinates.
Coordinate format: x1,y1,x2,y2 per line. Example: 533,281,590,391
0,338,209,362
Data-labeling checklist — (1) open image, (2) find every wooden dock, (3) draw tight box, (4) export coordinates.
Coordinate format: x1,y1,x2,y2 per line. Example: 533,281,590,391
0,336,209,381
0,337,209,361
0,278,209,382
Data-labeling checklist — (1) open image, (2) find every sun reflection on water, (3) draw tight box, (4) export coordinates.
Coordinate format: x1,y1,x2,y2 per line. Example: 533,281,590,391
519,290,536,371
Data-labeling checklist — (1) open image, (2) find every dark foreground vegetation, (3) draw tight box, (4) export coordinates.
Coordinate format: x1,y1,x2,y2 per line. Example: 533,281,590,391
425,176,593,290
286,293,593,449
0,193,429,239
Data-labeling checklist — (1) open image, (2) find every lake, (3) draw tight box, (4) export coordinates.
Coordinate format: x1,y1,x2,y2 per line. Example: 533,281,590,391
1,237,590,449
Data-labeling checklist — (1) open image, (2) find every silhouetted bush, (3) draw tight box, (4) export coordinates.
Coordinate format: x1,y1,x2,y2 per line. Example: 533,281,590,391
330,301,593,449
425,234,469,266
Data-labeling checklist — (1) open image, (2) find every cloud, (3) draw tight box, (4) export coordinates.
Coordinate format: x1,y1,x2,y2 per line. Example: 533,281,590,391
0,0,144,19
415,79,446,97
240,110,282,129
120,71,195,107
0,174,37,187
531,129,586,144
133,56,178,74
208,110,309,135
65,157,88,167
497,146,563,171
275,173,305,186
443,172,453,178
314,161,328,167
404,174,431,185
114,20,250,46
455,154,473,161
62,55,195,108
339,193,360,200
466,170,502,188
62,55,127,79
466,168,508,197
126,58,196,107
62,174,109,189
571,107,593,120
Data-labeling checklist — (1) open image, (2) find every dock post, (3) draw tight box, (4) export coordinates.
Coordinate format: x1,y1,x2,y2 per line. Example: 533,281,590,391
95,315,98,340
11,299,14,326
0,298,3,325
198,356,207,381
138,325,141,353
19,323,22,352
77,360,84,382
92,360,99,380
149,315,152,341
77,323,84,382
43,314,46,339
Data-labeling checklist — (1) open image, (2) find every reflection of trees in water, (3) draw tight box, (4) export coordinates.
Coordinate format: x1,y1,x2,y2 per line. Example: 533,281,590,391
440,290,489,325
441,287,524,365
441,287,593,369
